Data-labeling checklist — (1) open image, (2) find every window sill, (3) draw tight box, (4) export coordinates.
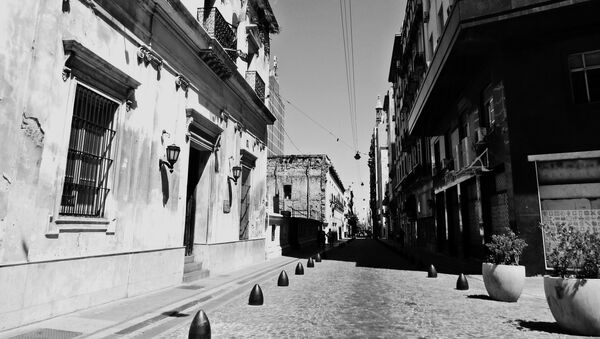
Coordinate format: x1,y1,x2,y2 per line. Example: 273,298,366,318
46,216,116,236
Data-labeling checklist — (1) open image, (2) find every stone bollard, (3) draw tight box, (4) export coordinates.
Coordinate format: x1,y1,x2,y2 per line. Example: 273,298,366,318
188,309,211,339
248,284,264,305
307,257,315,268
456,273,469,290
315,253,322,262
295,262,304,275
427,265,438,278
277,270,289,286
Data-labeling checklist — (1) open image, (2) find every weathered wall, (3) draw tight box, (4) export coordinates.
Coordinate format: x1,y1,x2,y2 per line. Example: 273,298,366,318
0,1,188,329
267,155,326,220
0,0,273,329
0,0,185,266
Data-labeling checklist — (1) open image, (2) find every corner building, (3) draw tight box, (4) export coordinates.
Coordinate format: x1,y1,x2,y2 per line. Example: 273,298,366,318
390,0,600,274
0,0,279,329
266,155,346,252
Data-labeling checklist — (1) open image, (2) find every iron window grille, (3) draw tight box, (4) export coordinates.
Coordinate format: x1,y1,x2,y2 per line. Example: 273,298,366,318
569,50,600,104
60,84,118,217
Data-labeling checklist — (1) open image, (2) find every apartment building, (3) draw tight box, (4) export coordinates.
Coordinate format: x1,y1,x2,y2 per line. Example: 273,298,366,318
388,0,600,274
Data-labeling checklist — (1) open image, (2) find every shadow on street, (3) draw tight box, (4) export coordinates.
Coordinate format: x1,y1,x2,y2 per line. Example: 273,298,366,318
508,319,572,336
282,239,419,271
283,239,482,275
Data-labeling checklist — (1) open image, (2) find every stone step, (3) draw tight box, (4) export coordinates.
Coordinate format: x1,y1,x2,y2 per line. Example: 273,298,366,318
182,269,210,283
183,262,203,274
184,255,195,264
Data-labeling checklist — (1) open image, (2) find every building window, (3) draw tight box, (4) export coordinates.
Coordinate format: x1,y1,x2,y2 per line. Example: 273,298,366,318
283,184,292,199
568,50,600,104
60,84,119,217
428,34,434,62
484,98,495,126
434,140,441,169
437,5,444,38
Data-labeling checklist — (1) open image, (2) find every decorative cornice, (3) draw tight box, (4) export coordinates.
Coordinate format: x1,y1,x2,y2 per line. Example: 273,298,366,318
219,109,230,126
175,74,190,94
185,115,194,142
234,121,246,136
137,45,163,71
62,51,73,81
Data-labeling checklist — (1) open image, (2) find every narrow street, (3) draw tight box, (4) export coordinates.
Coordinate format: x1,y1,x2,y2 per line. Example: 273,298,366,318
160,240,576,338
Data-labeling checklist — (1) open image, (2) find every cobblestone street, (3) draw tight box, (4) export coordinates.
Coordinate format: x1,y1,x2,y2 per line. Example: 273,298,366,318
161,239,584,338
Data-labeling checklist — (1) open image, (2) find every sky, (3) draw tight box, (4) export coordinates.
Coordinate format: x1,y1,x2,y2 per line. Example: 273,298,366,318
270,0,405,222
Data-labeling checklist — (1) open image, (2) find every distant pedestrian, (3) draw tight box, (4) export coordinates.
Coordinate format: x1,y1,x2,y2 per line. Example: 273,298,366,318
319,229,326,249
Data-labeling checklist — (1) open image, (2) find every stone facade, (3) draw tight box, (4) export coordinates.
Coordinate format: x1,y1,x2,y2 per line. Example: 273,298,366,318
0,0,279,330
267,155,346,248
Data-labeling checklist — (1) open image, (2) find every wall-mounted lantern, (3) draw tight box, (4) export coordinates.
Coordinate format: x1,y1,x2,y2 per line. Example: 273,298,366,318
160,144,181,173
224,160,242,213
165,145,181,171
229,165,242,185
159,130,180,173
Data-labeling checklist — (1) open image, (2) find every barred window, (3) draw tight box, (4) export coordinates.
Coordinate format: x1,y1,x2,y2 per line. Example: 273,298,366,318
569,50,600,104
60,84,119,217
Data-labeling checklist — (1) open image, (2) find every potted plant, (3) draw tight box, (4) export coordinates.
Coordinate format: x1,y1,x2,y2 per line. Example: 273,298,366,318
482,230,527,302
542,223,600,336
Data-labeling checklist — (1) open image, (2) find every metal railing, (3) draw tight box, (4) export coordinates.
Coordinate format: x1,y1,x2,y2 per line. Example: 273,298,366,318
245,71,266,102
60,85,117,217
197,7,237,61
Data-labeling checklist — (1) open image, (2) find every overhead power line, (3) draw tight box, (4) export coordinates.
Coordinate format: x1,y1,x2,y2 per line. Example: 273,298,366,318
282,125,302,153
339,0,363,182
281,94,367,155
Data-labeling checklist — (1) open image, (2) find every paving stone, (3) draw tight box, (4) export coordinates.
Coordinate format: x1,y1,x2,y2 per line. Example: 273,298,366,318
161,240,587,338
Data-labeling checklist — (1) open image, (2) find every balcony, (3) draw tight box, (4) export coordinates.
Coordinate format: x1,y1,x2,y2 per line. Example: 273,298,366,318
198,7,237,79
413,51,426,73
198,8,237,60
245,71,265,102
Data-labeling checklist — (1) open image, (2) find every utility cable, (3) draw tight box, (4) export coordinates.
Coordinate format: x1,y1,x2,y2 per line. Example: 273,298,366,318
281,94,367,156
339,0,357,153
282,125,302,153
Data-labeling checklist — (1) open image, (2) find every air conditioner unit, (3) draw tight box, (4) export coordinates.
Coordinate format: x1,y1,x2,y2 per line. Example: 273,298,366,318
475,127,488,143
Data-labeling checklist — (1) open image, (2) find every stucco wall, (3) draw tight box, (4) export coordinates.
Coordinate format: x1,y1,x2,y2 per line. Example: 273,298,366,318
0,0,273,329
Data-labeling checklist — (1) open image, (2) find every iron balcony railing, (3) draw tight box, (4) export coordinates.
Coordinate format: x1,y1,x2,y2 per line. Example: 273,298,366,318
197,7,237,61
245,71,266,102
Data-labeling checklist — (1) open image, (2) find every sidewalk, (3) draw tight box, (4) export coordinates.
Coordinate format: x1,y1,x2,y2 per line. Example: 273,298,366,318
0,242,342,339
378,238,483,274
378,238,547,300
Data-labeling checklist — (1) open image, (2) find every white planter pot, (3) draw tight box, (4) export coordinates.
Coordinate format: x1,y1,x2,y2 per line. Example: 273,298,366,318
482,263,525,302
544,276,600,336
